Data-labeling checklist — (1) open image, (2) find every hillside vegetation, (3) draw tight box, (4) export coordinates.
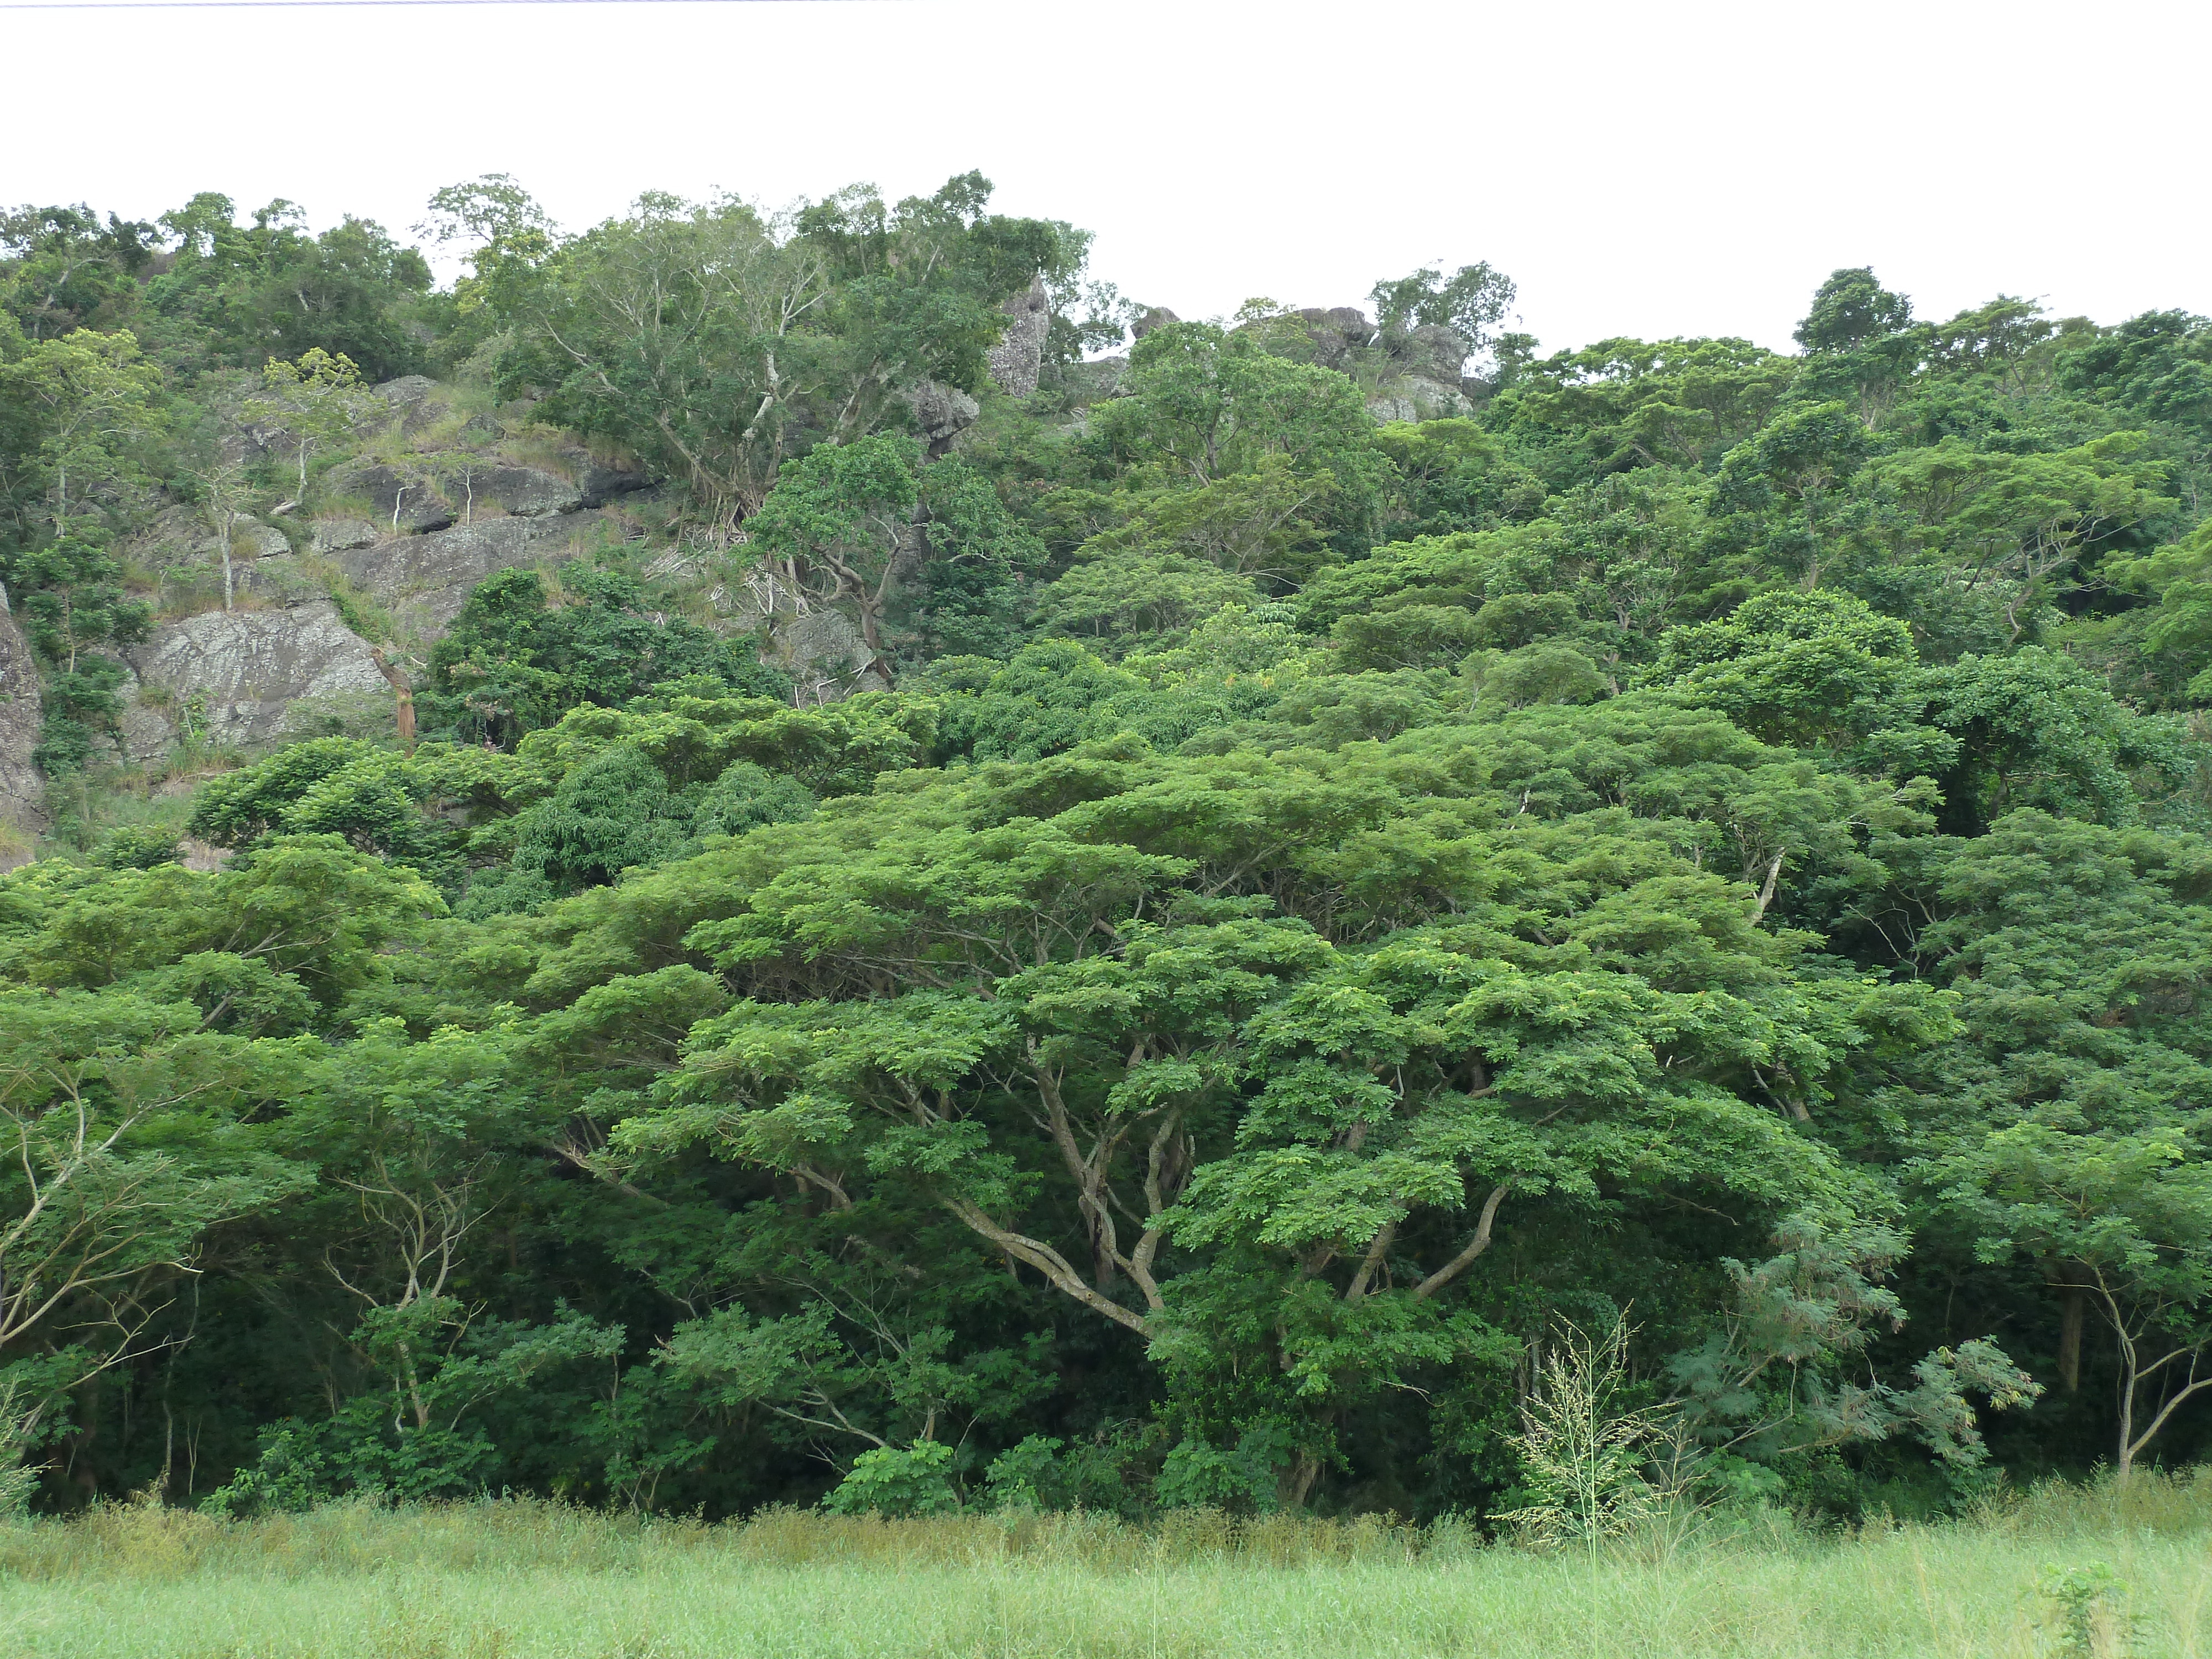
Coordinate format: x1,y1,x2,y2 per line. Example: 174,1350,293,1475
2,179,2211,1526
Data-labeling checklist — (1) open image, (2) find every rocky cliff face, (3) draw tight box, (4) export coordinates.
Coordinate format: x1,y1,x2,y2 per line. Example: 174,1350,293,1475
120,601,394,759
105,377,669,765
322,455,649,535
988,277,1051,399
0,604,47,845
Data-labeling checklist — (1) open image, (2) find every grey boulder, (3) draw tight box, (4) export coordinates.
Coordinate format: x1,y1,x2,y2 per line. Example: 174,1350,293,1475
1401,324,1472,380
1400,375,1474,418
373,376,446,434
1066,357,1129,401
111,664,175,765
905,380,981,448
766,607,889,700
478,466,585,518
132,507,290,565
568,452,655,507
309,518,382,554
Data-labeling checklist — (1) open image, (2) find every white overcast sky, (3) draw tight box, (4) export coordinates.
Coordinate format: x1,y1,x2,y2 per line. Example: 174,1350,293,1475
3,0,2205,354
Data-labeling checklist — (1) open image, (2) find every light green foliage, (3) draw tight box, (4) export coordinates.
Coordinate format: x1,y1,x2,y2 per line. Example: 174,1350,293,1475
1515,336,1797,472
2035,1560,2134,1658
1031,550,1258,649
1650,587,1917,745
821,1442,959,1516
0,1389,34,1517
0,325,164,528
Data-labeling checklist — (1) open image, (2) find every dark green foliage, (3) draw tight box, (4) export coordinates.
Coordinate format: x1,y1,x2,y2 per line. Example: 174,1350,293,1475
688,760,815,838
425,567,787,747
1794,268,1914,353
143,194,433,379
510,744,689,891
0,205,157,340
11,534,152,665
32,654,131,775
0,193,432,379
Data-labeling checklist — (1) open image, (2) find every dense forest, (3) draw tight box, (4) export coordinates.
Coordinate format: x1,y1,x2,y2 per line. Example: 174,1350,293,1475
2,174,2210,1525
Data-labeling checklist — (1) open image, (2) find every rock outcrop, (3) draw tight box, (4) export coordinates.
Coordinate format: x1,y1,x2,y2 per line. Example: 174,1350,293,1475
130,507,290,566
904,381,981,453
373,375,442,430
325,461,459,535
54,375,682,774
572,455,654,507
1365,377,1474,424
1129,306,1182,341
324,440,650,538
988,277,1051,398
1294,307,1379,370
123,601,394,753
1401,324,1473,383
478,466,582,518
761,607,890,701
0,605,47,841
1066,357,1129,401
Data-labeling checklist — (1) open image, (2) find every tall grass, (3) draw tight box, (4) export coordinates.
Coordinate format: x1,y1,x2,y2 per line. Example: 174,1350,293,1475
4,1474,2210,1657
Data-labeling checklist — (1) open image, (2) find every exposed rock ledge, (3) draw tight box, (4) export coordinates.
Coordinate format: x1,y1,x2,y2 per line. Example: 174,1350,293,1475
334,509,638,634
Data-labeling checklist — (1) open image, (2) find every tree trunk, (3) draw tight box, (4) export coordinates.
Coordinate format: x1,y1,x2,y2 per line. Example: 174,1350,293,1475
2118,1368,2137,1480
854,588,893,687
1281,1446,1323,1510
370,648,416,754
395,1340,431,1432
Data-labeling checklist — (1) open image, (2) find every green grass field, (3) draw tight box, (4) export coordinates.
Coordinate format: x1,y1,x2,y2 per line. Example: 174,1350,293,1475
6,1476,2211,1658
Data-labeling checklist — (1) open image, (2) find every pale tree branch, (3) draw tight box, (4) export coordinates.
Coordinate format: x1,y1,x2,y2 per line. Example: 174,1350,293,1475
1412,1184,1511,1301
